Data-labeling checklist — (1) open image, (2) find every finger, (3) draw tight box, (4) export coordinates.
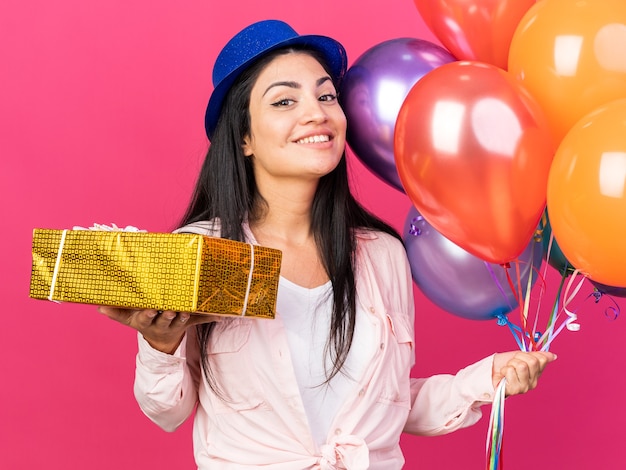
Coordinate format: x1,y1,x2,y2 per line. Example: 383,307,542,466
527,353,552,387
532,351,557,372
132,309,160,330
152,310,178,328
501,357,532,395
167,311,191,328
508,355,545,394
152,310,200,332
98,306,140,325
507,363,526,392
520,353,550,385
537,351,558,362
178,312,216,326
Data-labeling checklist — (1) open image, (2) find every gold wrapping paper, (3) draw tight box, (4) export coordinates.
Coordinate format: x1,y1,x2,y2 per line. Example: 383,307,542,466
29,229,281,318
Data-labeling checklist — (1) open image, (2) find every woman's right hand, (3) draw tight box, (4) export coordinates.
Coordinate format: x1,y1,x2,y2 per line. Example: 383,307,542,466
98,307,215,354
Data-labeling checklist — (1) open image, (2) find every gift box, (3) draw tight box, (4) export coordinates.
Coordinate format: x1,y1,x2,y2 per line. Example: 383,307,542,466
29,228,282,319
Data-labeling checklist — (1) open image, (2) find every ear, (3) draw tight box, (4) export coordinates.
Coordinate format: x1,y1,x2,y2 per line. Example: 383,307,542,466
242,134,253,157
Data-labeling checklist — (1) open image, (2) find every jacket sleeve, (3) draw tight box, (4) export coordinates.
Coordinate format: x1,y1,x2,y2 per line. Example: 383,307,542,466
133,327,202,432
403,355,496,436
132,220,219,431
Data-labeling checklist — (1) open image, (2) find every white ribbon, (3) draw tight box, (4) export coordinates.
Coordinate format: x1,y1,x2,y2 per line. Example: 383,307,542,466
241,243,255,316
48,229,68,302
72,223,145,232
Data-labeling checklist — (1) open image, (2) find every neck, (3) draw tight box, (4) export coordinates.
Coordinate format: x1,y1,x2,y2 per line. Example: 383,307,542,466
250,178,318,245
249,183,329,288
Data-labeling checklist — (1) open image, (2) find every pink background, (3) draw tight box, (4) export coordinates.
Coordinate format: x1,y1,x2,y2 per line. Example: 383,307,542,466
2,1,625,468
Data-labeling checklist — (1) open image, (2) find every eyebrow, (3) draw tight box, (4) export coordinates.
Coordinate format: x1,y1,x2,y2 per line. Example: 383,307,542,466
262,76,332,97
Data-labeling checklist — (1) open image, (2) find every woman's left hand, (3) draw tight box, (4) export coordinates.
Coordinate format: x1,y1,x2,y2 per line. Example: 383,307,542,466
492,351,556,397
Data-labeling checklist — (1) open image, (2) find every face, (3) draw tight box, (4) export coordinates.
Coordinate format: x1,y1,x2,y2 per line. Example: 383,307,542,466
242,52,347,187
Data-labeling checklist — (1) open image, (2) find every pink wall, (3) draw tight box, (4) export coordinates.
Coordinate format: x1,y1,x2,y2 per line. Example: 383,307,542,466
2,1,625,468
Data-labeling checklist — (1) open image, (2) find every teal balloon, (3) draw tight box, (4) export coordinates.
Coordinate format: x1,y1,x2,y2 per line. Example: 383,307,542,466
540,211,575,276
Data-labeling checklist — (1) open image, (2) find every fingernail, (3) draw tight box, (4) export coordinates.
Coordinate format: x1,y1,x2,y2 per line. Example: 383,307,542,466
147,310,158,318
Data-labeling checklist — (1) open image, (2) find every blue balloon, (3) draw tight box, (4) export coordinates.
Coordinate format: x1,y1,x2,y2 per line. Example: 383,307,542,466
403,206,543,320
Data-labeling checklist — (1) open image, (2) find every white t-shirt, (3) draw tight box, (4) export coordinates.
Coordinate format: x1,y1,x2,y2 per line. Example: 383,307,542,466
278,276,377,448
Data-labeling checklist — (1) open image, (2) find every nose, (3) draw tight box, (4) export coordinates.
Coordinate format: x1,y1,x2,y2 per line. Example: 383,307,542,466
300,95,328,124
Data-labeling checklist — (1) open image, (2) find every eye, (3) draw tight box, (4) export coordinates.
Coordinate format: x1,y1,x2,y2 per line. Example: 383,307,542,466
319,93,338,103
271,98,295,107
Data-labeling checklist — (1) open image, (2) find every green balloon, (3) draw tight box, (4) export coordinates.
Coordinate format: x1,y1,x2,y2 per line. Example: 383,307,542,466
540,210,576,276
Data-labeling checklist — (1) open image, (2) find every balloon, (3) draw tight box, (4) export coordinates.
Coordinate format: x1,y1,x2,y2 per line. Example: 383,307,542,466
547,98,626,287
340,38,456,192
395,61,554,264
403,206,543,320
590,280,626,299
509,0,626,144
413,0,535,69
539,210,576,276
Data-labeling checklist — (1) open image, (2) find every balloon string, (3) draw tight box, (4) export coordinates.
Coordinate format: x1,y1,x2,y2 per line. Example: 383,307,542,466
504,262,534,347
535,268,567,351
501,252,547,351
526,244,546,350
485,378,507,470
535,224,552,338
496,250,546,351
559,269,586,330
484,262,517,314
537,270,587,351
496,314,527,351
539,212,552,279
496,313,545,352
513,260,533,350
514,260,525,312
503,264,521,306
488,247,539,469
527,266,548,350
519,246,541,351
488,222,590,469
592,290,621,321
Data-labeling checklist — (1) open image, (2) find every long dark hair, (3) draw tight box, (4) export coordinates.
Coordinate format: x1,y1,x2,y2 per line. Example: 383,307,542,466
180,46,401,392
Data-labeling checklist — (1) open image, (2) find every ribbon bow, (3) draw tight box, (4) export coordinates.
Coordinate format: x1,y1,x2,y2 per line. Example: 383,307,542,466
315,433,370,470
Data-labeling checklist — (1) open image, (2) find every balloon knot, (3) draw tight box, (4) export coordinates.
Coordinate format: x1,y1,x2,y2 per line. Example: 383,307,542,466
409,216,424,236
495,314,508,326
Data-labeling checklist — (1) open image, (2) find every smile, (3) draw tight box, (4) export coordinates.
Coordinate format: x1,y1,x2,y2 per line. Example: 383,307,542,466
296,135,331,144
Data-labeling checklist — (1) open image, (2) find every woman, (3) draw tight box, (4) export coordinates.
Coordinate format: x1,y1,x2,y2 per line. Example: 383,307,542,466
100,19,554,469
